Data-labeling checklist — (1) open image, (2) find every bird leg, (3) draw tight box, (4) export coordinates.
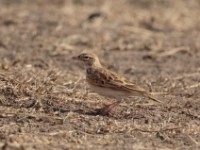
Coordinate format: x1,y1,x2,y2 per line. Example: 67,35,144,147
98,100,121,115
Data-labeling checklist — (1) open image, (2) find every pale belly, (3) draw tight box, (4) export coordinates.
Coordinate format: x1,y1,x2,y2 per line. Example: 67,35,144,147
89,85,130,99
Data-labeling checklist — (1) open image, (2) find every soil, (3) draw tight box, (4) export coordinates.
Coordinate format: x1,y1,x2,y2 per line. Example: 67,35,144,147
0,0,200,149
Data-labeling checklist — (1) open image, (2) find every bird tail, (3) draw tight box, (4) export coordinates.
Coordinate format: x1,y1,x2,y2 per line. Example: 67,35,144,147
142,92,162,103
148,94,162,103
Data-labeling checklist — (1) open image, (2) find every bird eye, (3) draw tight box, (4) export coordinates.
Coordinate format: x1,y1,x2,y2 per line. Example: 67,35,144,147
84,56,89,59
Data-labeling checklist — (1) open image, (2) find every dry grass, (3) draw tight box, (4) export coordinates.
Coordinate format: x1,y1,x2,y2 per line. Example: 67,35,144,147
0,0,200,149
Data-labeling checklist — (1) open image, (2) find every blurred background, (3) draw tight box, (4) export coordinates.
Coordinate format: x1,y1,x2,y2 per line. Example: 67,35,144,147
1,0,200,75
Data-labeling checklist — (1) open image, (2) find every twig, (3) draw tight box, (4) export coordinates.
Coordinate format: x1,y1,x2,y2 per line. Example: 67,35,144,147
134,127,180,133
173,72,200,80
158,46,190,58
186,134,199,145
185,83,200,89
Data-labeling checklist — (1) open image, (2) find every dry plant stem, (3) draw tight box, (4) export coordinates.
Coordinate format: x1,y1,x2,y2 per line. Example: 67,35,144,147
185,134,199,146
134,127,180,133
71,77,84,91
173,72,200,80
158,46,190,57
185,83,200,89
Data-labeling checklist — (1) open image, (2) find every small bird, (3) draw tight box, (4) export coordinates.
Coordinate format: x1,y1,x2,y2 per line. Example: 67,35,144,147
73,52,161,114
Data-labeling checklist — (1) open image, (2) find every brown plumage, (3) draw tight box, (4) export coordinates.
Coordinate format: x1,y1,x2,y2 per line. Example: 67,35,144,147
86,66,161,103
73,52,162,114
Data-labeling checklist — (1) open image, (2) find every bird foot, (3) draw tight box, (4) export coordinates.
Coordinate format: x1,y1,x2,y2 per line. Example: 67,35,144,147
95,101,121,116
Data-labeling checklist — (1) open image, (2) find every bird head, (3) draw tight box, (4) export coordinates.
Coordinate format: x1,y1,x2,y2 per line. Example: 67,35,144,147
72,52,102,68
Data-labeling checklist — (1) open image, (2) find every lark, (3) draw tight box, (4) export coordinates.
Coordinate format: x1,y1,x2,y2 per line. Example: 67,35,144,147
73,52,161,114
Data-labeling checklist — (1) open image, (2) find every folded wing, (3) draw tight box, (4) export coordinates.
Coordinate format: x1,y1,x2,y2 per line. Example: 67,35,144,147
86,67,161,103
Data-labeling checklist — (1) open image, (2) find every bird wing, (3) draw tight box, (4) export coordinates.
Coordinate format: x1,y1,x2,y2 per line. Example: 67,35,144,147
86,67,145,93
86,67,162,103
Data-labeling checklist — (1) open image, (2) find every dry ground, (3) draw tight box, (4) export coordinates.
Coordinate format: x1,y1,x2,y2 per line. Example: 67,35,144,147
0,0,200,149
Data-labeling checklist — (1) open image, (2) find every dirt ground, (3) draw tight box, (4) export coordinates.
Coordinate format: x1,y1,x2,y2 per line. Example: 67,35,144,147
0,0,200,149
